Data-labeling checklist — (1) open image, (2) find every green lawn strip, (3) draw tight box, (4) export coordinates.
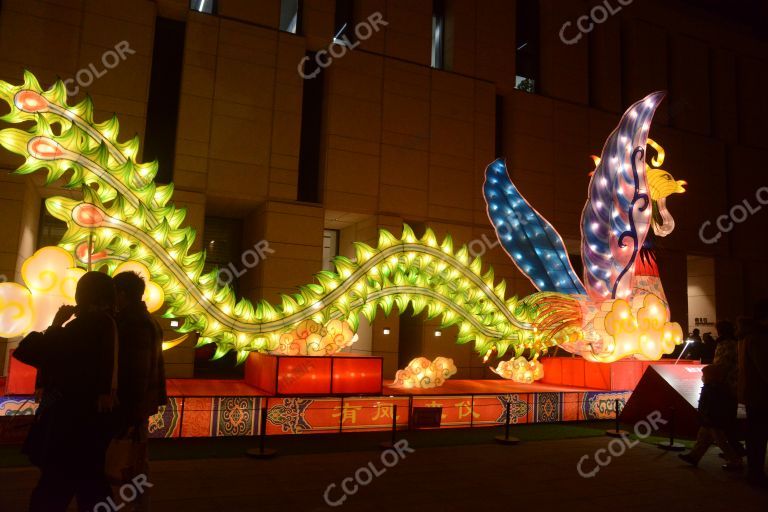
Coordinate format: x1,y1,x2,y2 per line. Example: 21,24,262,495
0,421,643,468
145,421,610,461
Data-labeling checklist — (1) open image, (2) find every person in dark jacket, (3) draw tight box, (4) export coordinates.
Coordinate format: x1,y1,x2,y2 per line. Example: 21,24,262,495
679,363,743,469
739,301,768,488
113,271,167,431
13,271,117,512
713,320,745,456
687,328,703,360
112,271,167,509
701,332,717,364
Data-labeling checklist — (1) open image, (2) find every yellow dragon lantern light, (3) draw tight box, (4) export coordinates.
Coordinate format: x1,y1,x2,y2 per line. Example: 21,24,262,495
0,72,685,382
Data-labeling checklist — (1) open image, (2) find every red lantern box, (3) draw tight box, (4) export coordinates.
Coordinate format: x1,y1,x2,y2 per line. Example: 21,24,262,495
5,350,37,395
245,353,383,396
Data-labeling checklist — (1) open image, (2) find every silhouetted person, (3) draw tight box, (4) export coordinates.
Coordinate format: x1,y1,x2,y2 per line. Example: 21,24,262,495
14,271,117,512
679,363,742,470
701,332,717,364
739,301,768,488
687,328,703,361
112,271,167,510
713,320,745,456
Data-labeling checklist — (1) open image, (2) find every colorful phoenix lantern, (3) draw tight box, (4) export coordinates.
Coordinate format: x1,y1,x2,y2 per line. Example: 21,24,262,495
0,72,685,382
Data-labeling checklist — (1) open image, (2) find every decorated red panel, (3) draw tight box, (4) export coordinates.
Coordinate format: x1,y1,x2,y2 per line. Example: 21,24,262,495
562,392,581,421
265,397,341,435
411,396,481,428
148,397,182,438
473,394,530,426
580,391,632,420
338,397,410,432
179,397,214,437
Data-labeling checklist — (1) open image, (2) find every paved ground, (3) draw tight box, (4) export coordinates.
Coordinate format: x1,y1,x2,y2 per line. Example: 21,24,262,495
0,424,765,511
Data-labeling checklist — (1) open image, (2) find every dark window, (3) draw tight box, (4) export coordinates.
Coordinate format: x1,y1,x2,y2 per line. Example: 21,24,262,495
333,0,355,45
202,216,243,293
190,0,216,14
431,0,446,69
297,52,325,203
37,202,67,249
280,0,302,34
514,0,539,93
495,94,504,158
143,18,186,184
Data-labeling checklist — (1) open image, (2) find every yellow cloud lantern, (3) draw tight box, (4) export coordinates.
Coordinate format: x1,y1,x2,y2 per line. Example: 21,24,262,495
0,247,84,336
491,356,544,384
391,356,457,389
0,246,165,339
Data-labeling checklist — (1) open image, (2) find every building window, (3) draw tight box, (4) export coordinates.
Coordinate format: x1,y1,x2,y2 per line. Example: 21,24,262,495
431,0,446,69
322,229,339,271
37,202,67,249
190,0,216,14
280,0,302,34
333,0,355,46
495,94,504,158
514,0,539,93
143,18,186,183
298,51,325,203
202,217,243,292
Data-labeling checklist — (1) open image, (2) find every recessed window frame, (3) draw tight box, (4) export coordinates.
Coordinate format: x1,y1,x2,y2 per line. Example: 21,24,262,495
279,0,303,34
333,0,356,46
514,0,540,93
189,0,217,15
431,0,446,69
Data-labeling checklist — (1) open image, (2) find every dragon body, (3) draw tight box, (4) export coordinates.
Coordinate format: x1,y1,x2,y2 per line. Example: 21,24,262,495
0,72,685,382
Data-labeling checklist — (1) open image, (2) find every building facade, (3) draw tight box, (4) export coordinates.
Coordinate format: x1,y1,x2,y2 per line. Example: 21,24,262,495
1,0,767,379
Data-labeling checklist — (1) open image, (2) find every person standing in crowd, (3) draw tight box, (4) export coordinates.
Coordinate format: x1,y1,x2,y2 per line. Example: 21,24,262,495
701,332,717,364
13,271,117,512
688,328,703,361
112,271,168,510
739,300,768,488
713,320,745,457
679,363,743,470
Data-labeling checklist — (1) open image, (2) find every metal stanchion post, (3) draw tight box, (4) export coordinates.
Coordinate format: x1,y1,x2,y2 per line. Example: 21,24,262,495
494,401,520,445
605,398,629,437
246,407,278,458
657,406,685,451
379,404,398,449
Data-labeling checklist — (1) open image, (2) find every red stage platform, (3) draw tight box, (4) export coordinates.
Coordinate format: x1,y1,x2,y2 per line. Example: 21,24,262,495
1,355,702,440
541,357,700,391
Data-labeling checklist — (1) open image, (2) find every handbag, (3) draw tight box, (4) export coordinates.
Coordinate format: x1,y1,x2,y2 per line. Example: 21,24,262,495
105,426,147,484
